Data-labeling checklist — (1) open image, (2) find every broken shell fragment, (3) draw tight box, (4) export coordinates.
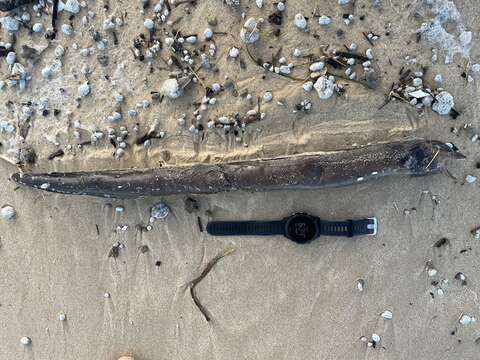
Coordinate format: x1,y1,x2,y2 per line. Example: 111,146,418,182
240,17,260,44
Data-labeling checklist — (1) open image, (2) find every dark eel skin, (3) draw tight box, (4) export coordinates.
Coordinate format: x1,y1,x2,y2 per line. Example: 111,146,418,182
11,139,464,199
0,0,34,11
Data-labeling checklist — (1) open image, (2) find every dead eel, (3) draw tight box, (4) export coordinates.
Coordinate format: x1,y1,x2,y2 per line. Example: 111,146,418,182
11,139,464,199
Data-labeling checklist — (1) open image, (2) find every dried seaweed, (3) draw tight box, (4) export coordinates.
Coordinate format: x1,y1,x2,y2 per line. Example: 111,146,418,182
188,248,235,322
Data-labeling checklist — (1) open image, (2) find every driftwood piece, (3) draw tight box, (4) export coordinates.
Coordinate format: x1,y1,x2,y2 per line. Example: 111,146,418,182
11,140,464,199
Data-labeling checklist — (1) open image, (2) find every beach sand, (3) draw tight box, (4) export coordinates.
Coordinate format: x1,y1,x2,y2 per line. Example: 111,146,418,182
1,0,480,359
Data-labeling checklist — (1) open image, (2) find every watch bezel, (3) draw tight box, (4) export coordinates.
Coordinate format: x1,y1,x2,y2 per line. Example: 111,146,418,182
284,213,320,243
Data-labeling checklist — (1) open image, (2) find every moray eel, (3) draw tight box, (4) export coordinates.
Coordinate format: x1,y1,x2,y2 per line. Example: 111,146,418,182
0,0,35,11
11,139,464,199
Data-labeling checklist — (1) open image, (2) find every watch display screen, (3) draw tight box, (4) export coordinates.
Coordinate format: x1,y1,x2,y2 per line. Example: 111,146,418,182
287,215,317,243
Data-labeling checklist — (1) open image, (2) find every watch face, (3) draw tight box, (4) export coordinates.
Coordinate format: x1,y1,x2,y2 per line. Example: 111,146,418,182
286,214,318,243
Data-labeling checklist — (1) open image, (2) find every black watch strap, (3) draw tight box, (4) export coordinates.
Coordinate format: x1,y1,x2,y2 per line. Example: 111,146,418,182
207,220,285,236
320,218,377,237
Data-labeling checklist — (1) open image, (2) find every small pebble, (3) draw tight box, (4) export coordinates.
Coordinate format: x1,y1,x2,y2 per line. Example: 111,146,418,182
381,310,393,320
303,81,313,92
161,78,182,99
459,314,475,326
357,279,365,292
61,23,73,36
229,47,240,58
144,18,154,30
433,74,443,85
58,313,66,321
263,91,273,102
432,91,454,115
314,75,335,100
78,82,90,97
6,51,15,65
465,175,477,184
1,205,15,220
412,78,423,87
309,61,324,72
318,15,331,26
294,13,307,29
366,48,374,60
20,337,31,346
32,23,44,33
203,28,213,40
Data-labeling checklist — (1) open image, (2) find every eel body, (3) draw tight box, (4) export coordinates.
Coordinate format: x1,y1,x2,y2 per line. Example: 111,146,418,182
0,0,34,11
11,140,464,199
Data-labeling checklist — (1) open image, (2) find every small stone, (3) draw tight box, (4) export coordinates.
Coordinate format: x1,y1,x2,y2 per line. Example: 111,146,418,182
229,47,240,58
263,91,273,102
58,313,66,321
381,310,393,320
409,89,429,98
203,28,213,40
427,268,438,277
186,36,197,44
432,91,454,115
1,205,15,220
61,23,73,36
20,337,31,346
314,75,335,100
150,202,170,222
302,81,313,92
144,18,154,30
357,279,365,292
240,17,260,44
0,16,20,32
294,13,307,29
366,48,374,60
277,1,285,11
412,77,423,87
6,51,15,65
309,61,325,72
255,0,263,8
184,197,199,213
78,82,90,97
161,78,183,99
293,48,301,57
63,0,80,13
338,0,351,4
465,175,477,184
318,15,331,26
471,64,480,73
371,333,381,343
32,23,44,33
459,314,474,326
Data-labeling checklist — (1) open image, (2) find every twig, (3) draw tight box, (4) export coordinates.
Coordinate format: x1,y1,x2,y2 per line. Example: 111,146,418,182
188,248,235,322
425,149,440,170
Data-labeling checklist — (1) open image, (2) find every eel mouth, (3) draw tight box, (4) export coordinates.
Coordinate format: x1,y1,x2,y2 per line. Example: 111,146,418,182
11,139,465,199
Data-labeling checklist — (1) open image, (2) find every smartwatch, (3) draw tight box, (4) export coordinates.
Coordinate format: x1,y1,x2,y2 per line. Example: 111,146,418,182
206,213,377,244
